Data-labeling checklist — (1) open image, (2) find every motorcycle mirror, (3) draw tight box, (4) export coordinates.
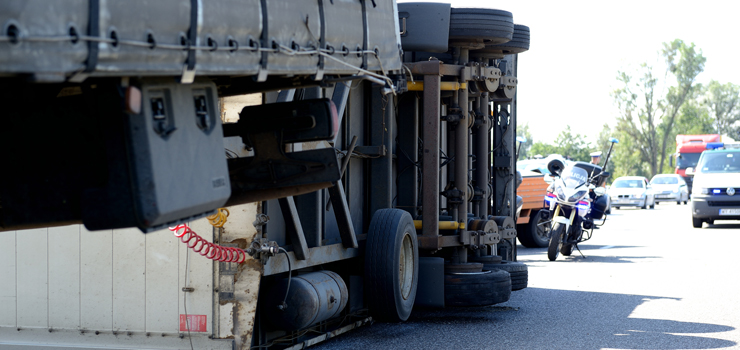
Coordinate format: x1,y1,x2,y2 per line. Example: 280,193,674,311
609,137,619,144
516,136,527,143
543,174,554,184
594,187,606,196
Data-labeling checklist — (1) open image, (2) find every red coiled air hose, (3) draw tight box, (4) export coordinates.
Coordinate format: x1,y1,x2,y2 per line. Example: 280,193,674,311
170,224,247,263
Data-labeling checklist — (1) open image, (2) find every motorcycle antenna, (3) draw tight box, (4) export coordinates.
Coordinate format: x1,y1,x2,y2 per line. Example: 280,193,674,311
516,136,527,160
601,137,619,171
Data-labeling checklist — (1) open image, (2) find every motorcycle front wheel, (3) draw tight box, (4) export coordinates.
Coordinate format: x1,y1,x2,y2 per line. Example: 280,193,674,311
548,222,566,261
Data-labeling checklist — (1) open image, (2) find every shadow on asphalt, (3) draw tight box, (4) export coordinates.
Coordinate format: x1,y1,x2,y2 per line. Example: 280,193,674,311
516,246,652,264
314,288,736,350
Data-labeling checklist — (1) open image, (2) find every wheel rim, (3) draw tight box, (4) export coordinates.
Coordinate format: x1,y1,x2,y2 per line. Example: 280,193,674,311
399,233,415,300
535,212,550,242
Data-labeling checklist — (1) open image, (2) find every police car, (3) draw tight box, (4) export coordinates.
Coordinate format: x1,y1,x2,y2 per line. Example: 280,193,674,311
688,142,740,228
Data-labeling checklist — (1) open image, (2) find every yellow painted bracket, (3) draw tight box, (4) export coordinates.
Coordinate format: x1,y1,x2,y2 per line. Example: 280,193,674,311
407,81,467,91
413,220,465,230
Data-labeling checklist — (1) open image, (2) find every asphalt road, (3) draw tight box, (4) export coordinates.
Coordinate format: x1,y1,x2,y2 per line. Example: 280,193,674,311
315,203,740,350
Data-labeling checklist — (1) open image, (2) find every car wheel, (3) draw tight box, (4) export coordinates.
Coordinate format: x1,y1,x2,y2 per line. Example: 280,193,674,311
692,216,703,228
677,200,681,205
683,200,688,205
641,199,647,210
615,206,620,210
650,202,655,209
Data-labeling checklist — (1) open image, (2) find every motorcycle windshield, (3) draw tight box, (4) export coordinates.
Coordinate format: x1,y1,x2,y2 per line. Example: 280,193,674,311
560,166,589,188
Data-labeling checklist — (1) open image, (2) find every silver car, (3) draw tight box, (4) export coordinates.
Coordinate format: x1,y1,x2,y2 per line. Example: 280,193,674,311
609,176,655,209
650,174,689,205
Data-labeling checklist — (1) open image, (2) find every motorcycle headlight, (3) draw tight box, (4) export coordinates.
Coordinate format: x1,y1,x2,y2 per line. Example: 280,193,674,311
568,190,587,202
556,185,566,201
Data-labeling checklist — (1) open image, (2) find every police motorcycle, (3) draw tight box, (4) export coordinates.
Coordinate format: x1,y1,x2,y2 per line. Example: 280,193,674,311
543,138,618,261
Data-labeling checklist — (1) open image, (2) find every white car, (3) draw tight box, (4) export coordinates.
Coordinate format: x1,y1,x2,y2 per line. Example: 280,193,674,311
650,174,690,205
609,176,655,209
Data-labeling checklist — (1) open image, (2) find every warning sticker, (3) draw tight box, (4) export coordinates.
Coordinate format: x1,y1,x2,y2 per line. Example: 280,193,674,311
180,314,208,332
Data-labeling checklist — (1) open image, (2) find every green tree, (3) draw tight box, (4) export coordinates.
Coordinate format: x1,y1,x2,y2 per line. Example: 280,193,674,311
553,125,591,162
516,123,533,160
612,39,706,178
704,80,740,137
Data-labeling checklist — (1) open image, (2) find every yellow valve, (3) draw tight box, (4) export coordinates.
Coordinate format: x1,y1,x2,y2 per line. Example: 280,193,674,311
407,81,467,91
413,220,465,230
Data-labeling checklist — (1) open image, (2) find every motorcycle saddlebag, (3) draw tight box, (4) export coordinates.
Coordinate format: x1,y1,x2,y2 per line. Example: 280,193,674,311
590,195,608,220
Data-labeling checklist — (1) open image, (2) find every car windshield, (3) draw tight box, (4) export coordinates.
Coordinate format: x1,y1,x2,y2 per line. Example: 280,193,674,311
560,165,588,188
651,176,678,185
697,152,740,173
676,153,702,168
613,179,644,189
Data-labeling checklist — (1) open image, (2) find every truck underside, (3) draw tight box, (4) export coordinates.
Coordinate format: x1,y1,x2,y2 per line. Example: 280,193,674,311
0,1,531,349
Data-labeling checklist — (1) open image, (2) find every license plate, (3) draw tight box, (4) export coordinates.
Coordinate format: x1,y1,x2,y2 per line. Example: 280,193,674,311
719,209,740,215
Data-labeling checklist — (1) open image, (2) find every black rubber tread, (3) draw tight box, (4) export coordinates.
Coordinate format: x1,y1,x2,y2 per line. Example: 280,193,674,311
448,8,513,44
561,243,574,256
469,254,503,264
486,24,530,54
451,8,513,17
444,269,511,306
692,216,703,228
548,222,565,261
365,209,419,322
529,210,550,248
641,200,647,209
516,223,534,247
483,260,528,291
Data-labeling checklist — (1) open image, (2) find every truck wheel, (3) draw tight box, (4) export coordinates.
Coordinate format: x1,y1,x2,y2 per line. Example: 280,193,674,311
548,222,565,261
516,222,533,247
444,269,511,306
449,8,514,44
484,261,528,291
517,210,550,248
365,209,419,322
692,216,703,228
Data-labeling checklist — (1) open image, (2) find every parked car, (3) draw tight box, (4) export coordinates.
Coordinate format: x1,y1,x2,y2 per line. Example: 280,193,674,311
689,145,740,228
609,176,655,209
650,174,689,205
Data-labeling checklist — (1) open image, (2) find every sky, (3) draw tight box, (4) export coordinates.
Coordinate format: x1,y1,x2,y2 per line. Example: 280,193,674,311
400,0,740,144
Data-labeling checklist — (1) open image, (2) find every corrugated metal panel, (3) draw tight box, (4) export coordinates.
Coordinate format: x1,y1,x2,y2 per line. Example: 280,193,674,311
112,228,146,331
178,220,215,334
145,227,180,333
16,228,48,328
80,227,113,330
0,231,17,327
48,225,81,329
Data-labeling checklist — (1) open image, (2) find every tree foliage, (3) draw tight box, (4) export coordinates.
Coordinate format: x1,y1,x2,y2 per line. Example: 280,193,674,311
611,39,706,178
704,80,740,138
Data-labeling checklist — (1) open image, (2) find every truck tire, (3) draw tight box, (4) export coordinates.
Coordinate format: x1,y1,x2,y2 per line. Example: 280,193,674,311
517,210,550,248
365,209,419,322
444,269,511,306
548,222,565,261
483,261,528,291
449,8,513,44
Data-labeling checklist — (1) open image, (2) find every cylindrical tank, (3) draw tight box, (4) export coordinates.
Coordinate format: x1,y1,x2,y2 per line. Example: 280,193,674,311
264,270,348,330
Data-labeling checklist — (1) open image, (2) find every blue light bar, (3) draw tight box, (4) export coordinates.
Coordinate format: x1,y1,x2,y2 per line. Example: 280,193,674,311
706,142,724,150
713,189,721,194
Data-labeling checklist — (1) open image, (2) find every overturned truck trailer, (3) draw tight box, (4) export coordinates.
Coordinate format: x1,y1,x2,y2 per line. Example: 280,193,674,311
0,1,531,349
